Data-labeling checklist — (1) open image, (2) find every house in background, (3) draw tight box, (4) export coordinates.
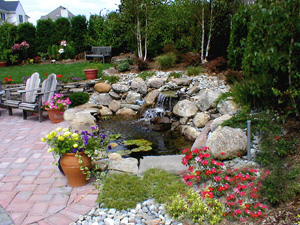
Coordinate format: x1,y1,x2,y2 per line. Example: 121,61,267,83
40,6,74,21
0,0,29,25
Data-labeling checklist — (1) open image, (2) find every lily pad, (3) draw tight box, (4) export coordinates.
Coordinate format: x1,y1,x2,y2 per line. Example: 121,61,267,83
123,139,152,152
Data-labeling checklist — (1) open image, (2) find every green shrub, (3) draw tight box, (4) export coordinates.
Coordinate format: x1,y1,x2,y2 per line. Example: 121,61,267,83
69,92,90,107
99,75,120,84
165,189,224,224
137,71,155,81
116,61,130,72
186,66,203,76
168,72,183,80
156,53,176,70
136,58,149,71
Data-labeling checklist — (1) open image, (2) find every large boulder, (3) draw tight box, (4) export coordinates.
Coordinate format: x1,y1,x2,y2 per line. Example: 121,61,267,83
217,99,239,115
116,108,136,116
144,89,159,105
191,121,212,150
131,77,148,94
210,114,232,132
147,78,164,89
182,126,200,142
108,100,121,113
126,91,141,104
191,89,222,111
170,78,192,86
107,153,138,175
109,90,121,100
193,112,210,128
206,126,247,160
173,99,198,118
94,82,112,93
94,93,113,106
112,84,130,93
99,106,113,116
64,108,97,133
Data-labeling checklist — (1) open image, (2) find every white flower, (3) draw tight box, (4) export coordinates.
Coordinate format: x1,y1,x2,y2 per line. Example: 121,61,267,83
58,48,64,54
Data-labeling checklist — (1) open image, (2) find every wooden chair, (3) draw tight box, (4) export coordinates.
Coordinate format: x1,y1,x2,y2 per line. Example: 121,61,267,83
19,73,57,122
4,72,41,116
0,80,5,116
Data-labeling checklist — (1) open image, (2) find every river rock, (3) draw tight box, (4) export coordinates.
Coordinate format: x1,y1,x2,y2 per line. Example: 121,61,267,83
149,116,172,131
147,78,164,89
193,112,210,128
109,90,121,99
206,126,247,160
108,100,121,113
131,77,148,94
217,99,239,115
126,91,141,104
94,93,113,106
191,89,221,111
191,121,212,150
182,126,200,142
94,82,112,93
144,89,159,105
173,99,198,118
210,114,232,131
116,108,136,116
170,78,192,86
112,84,130,93
99,106,113,116
120,103,140,111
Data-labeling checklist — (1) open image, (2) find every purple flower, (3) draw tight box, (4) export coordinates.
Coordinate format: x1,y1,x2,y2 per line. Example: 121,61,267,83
108,145,112,150
91,126,96,130
72,148,77,153
100,134,106,139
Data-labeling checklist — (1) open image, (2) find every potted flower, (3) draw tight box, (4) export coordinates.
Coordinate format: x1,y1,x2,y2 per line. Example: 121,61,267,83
41,127,109,187
83,62,100,80
43,93,71,123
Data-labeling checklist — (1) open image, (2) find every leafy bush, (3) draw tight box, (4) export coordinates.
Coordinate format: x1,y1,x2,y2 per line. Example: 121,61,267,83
156,53,176,70
166,189,224,225
186,66,203,76
116,61,130,72
69,92,90,107
137,71,155,80
168,72,183,80
99,75,119,84
135,58,149,71
224,70,243,85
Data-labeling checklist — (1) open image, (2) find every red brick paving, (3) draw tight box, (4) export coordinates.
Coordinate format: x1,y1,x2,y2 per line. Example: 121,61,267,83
0,109,98,225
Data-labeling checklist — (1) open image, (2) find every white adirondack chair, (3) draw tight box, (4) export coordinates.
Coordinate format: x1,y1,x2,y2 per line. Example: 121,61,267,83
0,80,5,116
19,73,57,122
4,72,41,116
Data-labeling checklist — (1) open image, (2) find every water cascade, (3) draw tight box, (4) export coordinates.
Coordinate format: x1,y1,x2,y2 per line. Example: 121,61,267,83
143,91,178,119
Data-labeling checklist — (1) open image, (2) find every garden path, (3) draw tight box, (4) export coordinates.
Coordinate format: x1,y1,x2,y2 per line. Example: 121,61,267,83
0,109,97,225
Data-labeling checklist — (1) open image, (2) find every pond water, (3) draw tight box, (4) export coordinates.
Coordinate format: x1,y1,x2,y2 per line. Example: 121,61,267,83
98,116,192,156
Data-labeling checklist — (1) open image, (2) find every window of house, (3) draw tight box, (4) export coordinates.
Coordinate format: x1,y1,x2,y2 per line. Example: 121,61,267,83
0,13,5,21
19,15,23,23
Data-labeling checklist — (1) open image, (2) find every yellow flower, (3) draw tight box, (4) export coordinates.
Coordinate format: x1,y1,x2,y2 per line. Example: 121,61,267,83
71,133,79,140
63,128,69,132
58,135,64,141
50,131,57,137
47,148,54,152
73,143,78,148
56,127,63,131
41,138,46,142
63,131,71,137
45,134,52,140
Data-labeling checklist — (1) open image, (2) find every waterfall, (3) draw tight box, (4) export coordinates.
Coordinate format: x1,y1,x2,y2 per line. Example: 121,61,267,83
143,92,177,119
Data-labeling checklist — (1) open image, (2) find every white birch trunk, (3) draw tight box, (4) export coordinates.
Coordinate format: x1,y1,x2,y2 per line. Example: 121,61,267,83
205,0,213,61
137,18,143,59
201,3,205,63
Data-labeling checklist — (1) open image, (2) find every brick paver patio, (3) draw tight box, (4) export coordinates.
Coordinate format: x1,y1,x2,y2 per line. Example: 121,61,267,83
0,108,98,225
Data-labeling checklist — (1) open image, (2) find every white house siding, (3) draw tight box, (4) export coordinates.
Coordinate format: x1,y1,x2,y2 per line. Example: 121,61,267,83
5,2,27,25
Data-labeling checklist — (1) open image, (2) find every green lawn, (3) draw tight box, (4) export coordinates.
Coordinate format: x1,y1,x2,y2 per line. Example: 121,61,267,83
0,62,113,84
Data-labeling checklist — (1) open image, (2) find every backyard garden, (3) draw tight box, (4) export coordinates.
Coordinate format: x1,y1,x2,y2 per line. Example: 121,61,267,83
1,0,300,224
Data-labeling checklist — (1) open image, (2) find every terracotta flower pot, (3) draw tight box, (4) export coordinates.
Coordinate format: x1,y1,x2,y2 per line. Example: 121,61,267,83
84,69,98,80
0,62,6,67
60,152,92,187
46,108,64,123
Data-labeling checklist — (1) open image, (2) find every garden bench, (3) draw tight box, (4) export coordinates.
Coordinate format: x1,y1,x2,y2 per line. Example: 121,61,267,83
84,46,112,63
0,80,5,116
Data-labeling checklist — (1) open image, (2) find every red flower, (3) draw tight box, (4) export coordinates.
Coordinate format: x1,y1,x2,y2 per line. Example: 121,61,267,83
57,75,63,78
275,136,281,140
44,73,48,76
220,152,226,155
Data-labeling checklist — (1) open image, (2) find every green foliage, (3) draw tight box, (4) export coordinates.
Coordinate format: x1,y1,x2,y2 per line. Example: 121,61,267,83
99,75,120,84
165,189,224,224
97,168,186,210
156,53,176,70
123,139,152,152
135,58,149,71
137,71,155,80
116,61,130,72
71,15,88,54
54,17,71,44
16,22,36,58
0,22,17,61
168,72,183,80
186,66,203,76
69,92,90,108
36,19,56,53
